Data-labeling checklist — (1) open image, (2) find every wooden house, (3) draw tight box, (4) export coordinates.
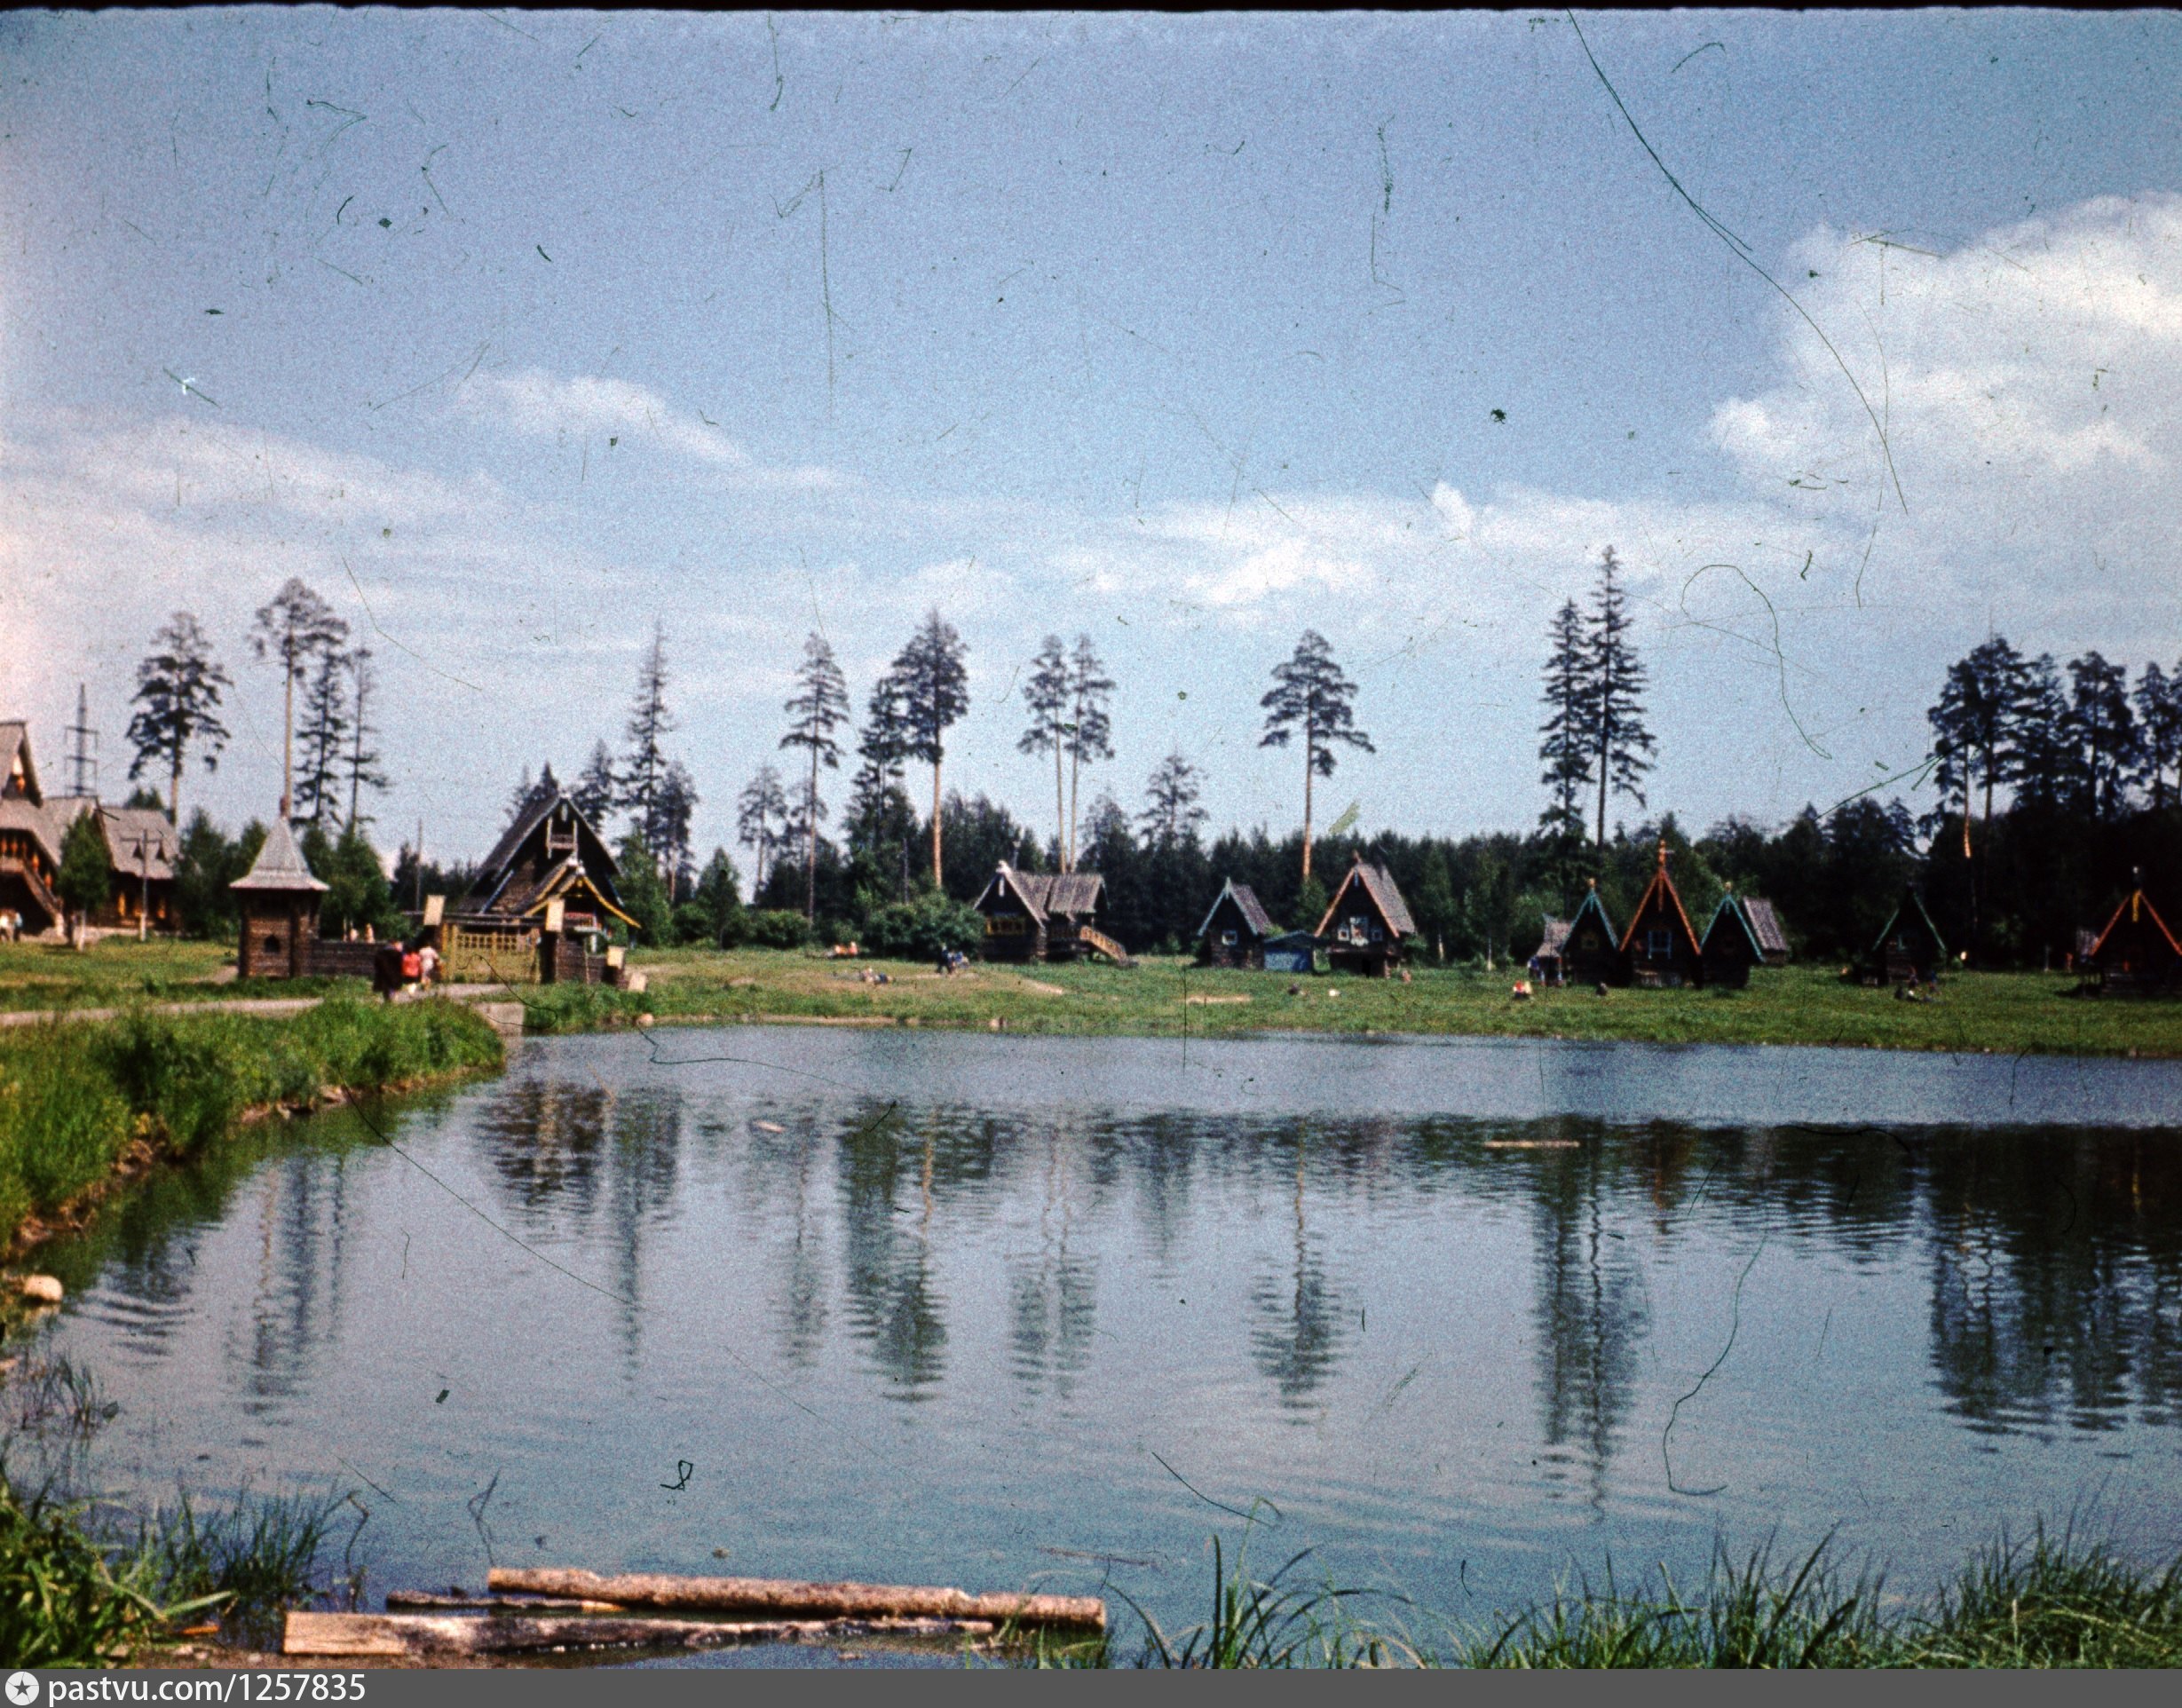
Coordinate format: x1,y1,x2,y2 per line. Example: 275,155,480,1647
2083,873,2181,994
1535,916,1571,985
1196,879,1277,969
1741,897,1791,966
90,806,180,932
0,722,66,937
1619,842,1703,988
971,863,1128,964
1262,930,1320,975
230,816,328,979
1315,858,1416,978
1699,888,1767,990
1868,887,1946,984
1561,883,1620,987
446,787,634,981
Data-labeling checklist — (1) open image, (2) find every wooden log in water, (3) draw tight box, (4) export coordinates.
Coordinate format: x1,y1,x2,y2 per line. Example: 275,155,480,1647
382,1591,626,1611
486,1567,1107,1631
283,1610,998,1657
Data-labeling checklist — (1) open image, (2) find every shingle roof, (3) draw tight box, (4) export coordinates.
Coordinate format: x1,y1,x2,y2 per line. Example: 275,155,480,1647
1538,916,1572,957
230,817,328,892
99,807,179,882
1741,897,1791,957
0,798,62,864
1197,879,1276,944
976,864,1104,921
0,722,38,803
1315,858,1416,939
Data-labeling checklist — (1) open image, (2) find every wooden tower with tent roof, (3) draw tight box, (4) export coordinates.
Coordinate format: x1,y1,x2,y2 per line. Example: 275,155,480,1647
230,815,328,979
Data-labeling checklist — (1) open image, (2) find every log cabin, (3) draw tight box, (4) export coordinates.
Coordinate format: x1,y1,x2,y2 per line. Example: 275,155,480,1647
2083,872,2181,994
230,816,328,979
0,722,66,937
88,806,180,932
1195,879,1277,969
1868,886,1947,985
971,863,1127,963
1561,882,1620,987
1314,857,1416,978
444,787,635,981
1618,841,1703,988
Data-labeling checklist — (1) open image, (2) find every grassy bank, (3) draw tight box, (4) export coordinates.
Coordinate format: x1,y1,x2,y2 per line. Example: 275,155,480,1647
0,937,359,1013
520,948,2182,1059
0,999,503,1251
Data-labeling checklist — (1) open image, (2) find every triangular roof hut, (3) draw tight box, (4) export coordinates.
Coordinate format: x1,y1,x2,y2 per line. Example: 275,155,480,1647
1196,878,1277,969
1535,915,1572,984
2084,871,2181,993
1561,882,1620,987
1869,886,1946,984
1620,841,1702,987
0,721,66,935
1316,857,1415,977
1700,887,1767,989
460,787,634,930
231,816,328,980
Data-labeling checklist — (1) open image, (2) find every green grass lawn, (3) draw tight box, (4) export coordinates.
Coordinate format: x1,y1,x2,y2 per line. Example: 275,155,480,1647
529,947,2182,1058
0,937,360,1011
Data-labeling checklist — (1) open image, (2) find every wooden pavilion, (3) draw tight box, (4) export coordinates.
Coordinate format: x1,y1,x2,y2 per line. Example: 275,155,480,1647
1195,879,1277,969
2083,872,2181,994
1868,886,1947,984
230,816,328,979
1561,882,1620,987
1619,841,1703,988
1315,857,1415,978
972,863,1129,964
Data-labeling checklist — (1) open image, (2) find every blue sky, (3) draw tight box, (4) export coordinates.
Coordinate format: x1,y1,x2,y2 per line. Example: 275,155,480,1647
4,10,2179,870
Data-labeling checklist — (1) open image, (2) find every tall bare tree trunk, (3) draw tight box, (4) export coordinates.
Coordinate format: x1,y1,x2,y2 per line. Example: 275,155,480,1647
1067,745,1079,874
169,748,183,826
281,642,296,820
930,760,944,889
1053,745,1065,874
1301,711,1315,882
806,747,819,921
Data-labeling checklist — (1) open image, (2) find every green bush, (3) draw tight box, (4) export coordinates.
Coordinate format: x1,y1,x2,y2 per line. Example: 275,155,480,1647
862,895,985,961
745,909,813,950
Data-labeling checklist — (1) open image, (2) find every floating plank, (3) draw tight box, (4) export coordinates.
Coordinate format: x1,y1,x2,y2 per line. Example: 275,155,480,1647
487,1568,1106,1631
284,1611,997,1657
382,1591,624,1611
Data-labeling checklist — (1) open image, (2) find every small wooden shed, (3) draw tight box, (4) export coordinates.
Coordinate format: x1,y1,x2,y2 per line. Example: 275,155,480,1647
230,817,328,980
1262,930,1320,975
1699,888,1767,990
1869,886,1946,984
1315,858,1415,978
1196,879,1277,969
1741,896,1791,966
1562,883,1621,987
1619,842,1703,988
971,863,1125,963
2083,873,2181,994
1535,916,1571,985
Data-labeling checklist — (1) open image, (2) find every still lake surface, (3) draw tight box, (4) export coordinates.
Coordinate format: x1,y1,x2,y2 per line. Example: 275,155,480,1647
28,1026,2182,1649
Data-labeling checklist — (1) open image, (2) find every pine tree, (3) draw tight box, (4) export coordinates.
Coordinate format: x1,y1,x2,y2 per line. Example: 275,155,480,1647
573,739,618,825
618,623,676,844
249,578,348,821
1260,629,1372,882
2065,650,2139,822
1926,637,2027,857
1017,636,1071,870
889,611,971,887
2135,660,2182,811
1139,749,1206,849
126,612,233,826
2007,653,2073,811
343,647,390,828
737,764,789,896
779,632,850,921
1537,597,1593,847
1063,634,1116,872
1583,548,1654,849
653,759,699,897
505,765,537,822
293,645,351,828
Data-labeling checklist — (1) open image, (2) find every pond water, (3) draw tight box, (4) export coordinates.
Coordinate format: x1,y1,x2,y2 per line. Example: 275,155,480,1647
25,1027,2182,1655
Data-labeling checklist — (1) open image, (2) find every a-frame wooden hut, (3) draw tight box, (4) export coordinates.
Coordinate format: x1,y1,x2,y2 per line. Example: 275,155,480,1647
1562,882,1620,987
1315,857,1416,978
1619,841,1703,988
971,863,1128,964
1868,886,1946,985
1699,887,1767,990
459,787,635,934
230,816,328,980
1535,916,1571,985
2084,872,2181,994
1196,879,1277,969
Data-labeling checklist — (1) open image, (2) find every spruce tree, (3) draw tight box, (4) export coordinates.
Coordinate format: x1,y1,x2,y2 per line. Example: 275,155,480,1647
618,623,676,846
293,646,351,828
1063,634,1116,872
889,611,971,887
850,673,916,899
1260,629,1372,882
779,632,850,921
2135,660,2182,811
125,611,232,825
343,647,390,829
573,740,618,825
1537,597,1593,847
56,811,112,945
2065,651,2139,822
1583,548,1654,849
249,578,348,821
1138,749,1206,849
1017,636,1071,870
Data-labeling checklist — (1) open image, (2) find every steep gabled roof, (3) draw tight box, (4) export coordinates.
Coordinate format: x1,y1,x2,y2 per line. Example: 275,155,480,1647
1315,858,1417,939
1741,897,1791,958
1538,916,1572,957
973,864,1105,921
1197,879,1276,944
1618,842,1699,954
2089,885,2181,961
0,722,42,805
973,861,1048,924
230,817,328,892
98,807,179,882
1567,884,1617,946
1702,892,1764,960
1870,887,1946,958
